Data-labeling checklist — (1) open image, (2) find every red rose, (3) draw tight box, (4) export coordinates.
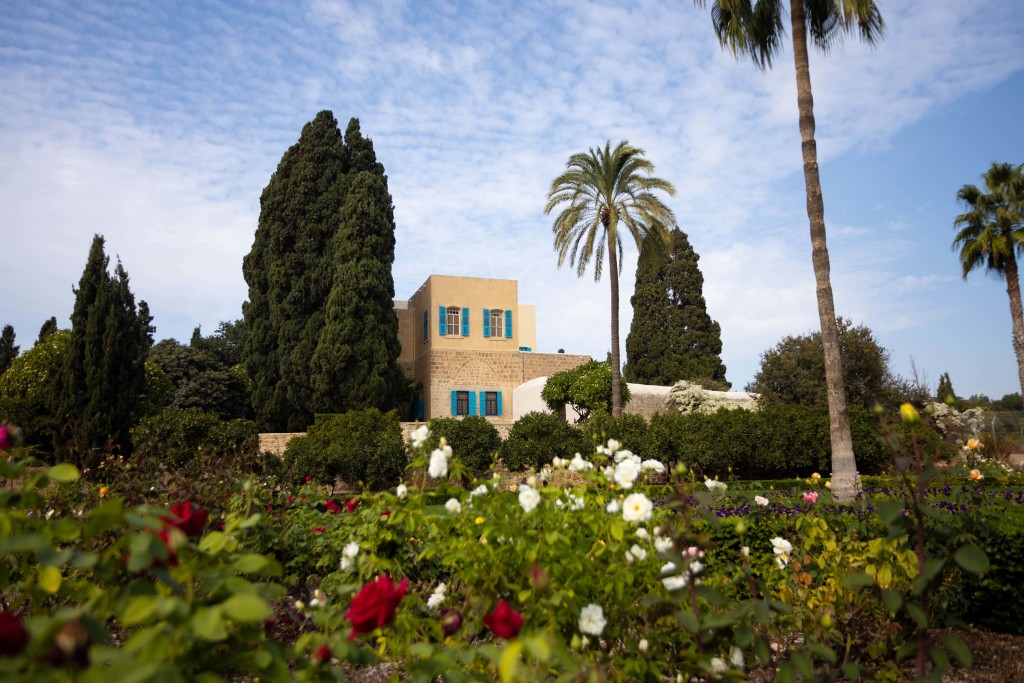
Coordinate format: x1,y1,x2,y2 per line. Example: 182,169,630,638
345,498,359,513
344,575,409,640
155,528,179,567
161,501,208,538
0,425,11,452
313,526,326,533
0,611,29,656
324,499,341,515
380,509,391,518
313,644,332,663
305,475,312,482
483,600,523,639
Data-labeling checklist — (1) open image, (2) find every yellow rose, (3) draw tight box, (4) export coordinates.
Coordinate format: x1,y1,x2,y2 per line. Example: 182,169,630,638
824,481,831,489
900,403,920,425
966,438,981,451
969,469,983,481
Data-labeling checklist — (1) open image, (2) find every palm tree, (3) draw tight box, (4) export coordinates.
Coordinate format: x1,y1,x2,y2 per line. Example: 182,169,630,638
693,0,884,503
545,141,676,417
953,162,1024,398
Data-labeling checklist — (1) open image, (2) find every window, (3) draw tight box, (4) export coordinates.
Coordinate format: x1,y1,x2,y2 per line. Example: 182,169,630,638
455,391,470,416
484,391,499,416
446,306,461,337
423,310,428,341
483,308,512,338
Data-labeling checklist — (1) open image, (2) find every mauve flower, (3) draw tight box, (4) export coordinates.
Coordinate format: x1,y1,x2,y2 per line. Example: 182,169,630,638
483,600,523,639
0,424,10,451
802,491,819,505
344,575,409,640
0,611,29,656
161,501,209,538
440,609,462,636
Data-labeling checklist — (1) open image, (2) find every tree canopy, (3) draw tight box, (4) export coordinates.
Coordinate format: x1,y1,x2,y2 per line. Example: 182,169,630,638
624,229,728,388
747,318,908,411
542,360,630,423
0,325,18,376
242,112,404,431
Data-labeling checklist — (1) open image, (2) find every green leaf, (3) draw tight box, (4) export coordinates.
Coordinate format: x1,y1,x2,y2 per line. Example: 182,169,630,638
953,544,989,574
47,463,80,483
0,533,49,554
221,594,272,623
677,611,699,634
38,565,62,594
880,588,903,612
524,636,550,662
928,646,950,672
843,572,875,588
499,641,523,683
233,553,273,574
905,601,929,629
609,522,624,542
199,531,231,554
120,596,159,626
877,499,905,525
939,634,971,668
840,662,861,680
191,606,228,641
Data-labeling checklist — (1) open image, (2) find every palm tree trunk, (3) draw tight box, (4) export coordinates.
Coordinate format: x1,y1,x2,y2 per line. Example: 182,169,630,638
790,0,860,502
1003,253,1024,398
609,226,623,418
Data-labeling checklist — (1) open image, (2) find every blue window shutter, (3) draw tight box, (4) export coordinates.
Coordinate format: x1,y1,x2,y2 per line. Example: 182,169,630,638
483,309,490,337
478,391,486,414
468,391,476,415
505,310,513,338
462,307,470,336
438,306,446,336
497,391,503,416
450,391,457,415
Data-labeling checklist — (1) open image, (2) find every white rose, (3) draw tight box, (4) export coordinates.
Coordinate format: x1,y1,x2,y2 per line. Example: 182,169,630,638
428,449,448,478
655,537,673,554
445,498,462,514
342,542,359,559
578,603,606,636
641,459,665,473
613,459,642,489
622,493,653,523
396,483,408,499
606,500,620,514
754,495,769,506
519,486,541,513
628,543,648,562
410,424,430,448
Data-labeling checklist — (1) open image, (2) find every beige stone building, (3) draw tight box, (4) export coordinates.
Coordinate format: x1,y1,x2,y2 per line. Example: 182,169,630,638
394,274,590,423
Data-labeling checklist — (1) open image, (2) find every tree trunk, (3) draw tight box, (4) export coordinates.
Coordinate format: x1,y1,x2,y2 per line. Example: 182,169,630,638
790,0,860,502
1002,252,1024,399
609,224,623,418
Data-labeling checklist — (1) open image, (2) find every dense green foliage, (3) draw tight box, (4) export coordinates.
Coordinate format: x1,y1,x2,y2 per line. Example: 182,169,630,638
501,411,589,471
243,112,404,432
0,324,18,376
284,408,406,488
53,235,153,455
130,407,258,468
424,416,502,472
642,405,914,478
747,318,912,411
190,319,247,367
624,229,728,387
0,330,70,450
310,167,406,413
576,411,650,457
542,360,630,422
148,339,249,419
936,371,957,403
36,316,58,344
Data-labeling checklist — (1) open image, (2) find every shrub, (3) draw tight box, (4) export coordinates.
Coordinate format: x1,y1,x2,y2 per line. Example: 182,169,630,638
0,330,69,451
285,408,406,488
131,407,258,468
541,360,630,422
576,411,649,457
501,411,588,471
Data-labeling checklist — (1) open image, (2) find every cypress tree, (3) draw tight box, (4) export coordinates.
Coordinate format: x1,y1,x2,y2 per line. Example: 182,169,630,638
55,236,152,452
937,372,957,403
0,325,18,376
624,228,728,388
311,171,406,410
37,317,58,344
243,112,403,431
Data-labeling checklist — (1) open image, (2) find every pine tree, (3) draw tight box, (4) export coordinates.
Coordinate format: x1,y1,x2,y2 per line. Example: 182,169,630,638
937,372,957,403
243,112,403,430
624,229,728,387
0,325,18,376
54,236,153,453
37,317,58,344
311,171,406,410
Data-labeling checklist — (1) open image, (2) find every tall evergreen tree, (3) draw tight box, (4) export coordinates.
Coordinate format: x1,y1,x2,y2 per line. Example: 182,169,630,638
55,236,153,452
0,325,18,376
37,317,58,344
243,112,403,430
624,229,728,388
936,372,957,403
311,171,406,410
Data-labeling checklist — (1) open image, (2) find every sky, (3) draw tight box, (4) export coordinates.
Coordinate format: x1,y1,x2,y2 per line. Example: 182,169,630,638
1,0,1023,400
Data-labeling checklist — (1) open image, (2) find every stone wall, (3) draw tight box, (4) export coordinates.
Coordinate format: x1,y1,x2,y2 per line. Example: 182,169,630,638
258,432,306,456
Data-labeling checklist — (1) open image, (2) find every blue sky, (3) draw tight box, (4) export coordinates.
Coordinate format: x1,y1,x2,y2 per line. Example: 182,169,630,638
1,0,1023,399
